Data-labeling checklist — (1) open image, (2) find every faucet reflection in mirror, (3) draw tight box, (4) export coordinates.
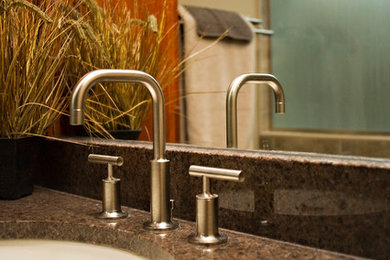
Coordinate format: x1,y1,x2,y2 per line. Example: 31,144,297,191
70,69,178,230
226,73,286,148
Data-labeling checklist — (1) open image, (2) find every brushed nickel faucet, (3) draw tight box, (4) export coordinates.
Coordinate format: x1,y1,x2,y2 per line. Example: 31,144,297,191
88,154,127,219
188,165,244,245
226,73,286,148
70,69,178,230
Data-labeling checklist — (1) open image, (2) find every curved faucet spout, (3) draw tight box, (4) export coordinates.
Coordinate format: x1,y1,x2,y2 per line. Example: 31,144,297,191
70,69,165,160
226,73,286,148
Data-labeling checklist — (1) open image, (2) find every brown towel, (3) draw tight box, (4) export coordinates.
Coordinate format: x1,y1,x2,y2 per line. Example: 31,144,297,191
185,6,253,42
178,5,257,149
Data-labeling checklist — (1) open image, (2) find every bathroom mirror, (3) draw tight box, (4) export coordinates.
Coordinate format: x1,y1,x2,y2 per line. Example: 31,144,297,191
167,0,390,160
264,0,390,159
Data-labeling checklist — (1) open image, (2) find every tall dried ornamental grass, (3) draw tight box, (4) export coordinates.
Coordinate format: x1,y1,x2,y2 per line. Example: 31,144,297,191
0,0,73,138
1,0,181,138
63,0,180,137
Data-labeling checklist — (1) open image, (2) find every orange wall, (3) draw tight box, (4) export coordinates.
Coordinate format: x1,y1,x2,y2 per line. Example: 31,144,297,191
98,0,181,143
134,0,181,143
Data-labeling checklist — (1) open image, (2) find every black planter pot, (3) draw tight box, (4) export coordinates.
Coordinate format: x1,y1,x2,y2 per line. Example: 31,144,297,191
108,129,142,140
0,136,42,200
71,126,142,140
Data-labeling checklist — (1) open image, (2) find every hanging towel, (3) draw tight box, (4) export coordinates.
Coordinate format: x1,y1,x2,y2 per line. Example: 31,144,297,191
185,6,253,42
179,5,257,149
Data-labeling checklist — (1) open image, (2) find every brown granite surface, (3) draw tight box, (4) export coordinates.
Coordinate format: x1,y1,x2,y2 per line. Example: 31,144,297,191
0,187,365,260
34,138,390,259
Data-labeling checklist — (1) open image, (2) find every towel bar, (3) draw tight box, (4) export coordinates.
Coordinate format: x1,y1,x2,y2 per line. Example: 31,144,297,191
245,17,274,36
253,28,274,35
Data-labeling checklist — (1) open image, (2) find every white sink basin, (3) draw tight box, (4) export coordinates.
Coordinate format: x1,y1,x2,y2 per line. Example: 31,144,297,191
0,239,147,260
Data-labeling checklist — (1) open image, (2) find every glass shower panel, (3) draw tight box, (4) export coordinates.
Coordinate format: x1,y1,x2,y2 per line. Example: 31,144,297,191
271,0,390,132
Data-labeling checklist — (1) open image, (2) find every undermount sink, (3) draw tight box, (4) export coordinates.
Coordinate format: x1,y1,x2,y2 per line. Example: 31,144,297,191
0,239,147,260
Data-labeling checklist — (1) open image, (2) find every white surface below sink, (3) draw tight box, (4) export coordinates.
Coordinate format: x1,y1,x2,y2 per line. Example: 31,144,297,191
0,239,146,260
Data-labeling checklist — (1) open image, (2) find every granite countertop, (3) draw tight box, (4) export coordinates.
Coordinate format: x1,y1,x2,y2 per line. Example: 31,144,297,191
0,187,366,259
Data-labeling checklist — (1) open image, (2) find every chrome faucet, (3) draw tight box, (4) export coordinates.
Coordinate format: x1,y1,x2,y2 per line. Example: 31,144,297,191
70,69,178,230
226,73,285,148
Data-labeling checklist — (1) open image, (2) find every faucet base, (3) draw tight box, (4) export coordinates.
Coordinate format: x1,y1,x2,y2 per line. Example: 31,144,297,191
97,210,128,219
143,221,179,231
188,233,227,245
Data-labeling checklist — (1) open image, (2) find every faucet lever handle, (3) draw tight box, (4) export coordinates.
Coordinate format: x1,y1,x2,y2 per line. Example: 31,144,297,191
88,154,123,179
88,154,127,219
188,165,244,245
189,165,244,194
189,165,243,182
88,154,123,166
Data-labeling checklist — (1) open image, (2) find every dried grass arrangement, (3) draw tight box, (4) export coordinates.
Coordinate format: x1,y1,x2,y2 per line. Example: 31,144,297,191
0,0,73,138
63,0,180,137
1,0,180,139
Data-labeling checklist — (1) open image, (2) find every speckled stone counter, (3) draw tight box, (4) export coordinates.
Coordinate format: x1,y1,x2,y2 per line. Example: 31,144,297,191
34,138,390,259
0,187,366,259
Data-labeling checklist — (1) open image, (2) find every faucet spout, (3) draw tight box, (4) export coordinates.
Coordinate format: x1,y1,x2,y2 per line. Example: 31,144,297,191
226,73,285,148
70,69,166,159
70,69,178,230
